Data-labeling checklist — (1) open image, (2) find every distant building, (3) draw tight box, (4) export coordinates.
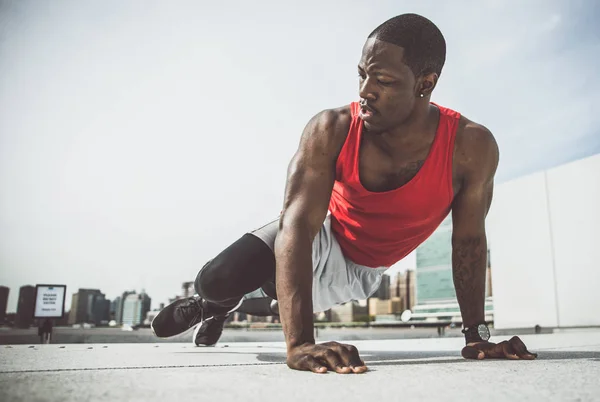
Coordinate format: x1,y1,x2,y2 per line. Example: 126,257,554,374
390,297,403,314
110,297,120,321
415,216,455,305
368,298,392,316
5,312,16,326
390,270,416,310
233,311,248,322
145,310,159,326
55,311,70,326
115,291,135,325
15,285,35,328
122,291,151,326
70,293,79,324
68,289,104,325
374,275,391,300
92,294,111,326
164,282,196,307
247,315,268,323
0,286,9,324
329,301,369,323
181,282,195,298
368,296,404,318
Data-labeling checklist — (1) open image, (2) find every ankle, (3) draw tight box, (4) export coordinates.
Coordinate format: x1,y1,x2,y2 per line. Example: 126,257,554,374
204,299,238,316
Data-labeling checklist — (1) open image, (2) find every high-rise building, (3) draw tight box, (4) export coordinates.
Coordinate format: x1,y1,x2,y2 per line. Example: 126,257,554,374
68,289,104,325
140,291,151,323
0,286,9,324
122,291,151,326
375,275,391,300
15,285,35,328
110,297,120,321
116,291,135,325
92,294,111,326
415,216,455,305
390,270,416,310
69,293,79,325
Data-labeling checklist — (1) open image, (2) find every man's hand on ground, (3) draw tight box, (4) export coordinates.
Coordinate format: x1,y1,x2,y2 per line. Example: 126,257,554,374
287,341,368,374
462,336,538,360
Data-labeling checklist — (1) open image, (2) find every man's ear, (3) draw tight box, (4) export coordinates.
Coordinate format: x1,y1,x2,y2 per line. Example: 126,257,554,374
418,72,438,97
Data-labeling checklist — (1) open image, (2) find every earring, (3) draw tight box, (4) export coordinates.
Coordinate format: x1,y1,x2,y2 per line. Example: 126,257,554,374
420,93,424,98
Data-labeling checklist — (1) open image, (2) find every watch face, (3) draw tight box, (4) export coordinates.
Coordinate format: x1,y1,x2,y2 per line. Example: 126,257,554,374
477,324,490,341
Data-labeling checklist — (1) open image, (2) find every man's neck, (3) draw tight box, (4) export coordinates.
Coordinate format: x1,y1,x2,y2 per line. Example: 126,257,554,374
378,101,438,147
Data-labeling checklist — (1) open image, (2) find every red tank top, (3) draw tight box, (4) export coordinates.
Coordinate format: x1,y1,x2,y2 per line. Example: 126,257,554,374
329,102,459,268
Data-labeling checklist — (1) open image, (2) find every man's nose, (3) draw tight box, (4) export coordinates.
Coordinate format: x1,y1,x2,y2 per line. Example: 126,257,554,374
359,77,377,101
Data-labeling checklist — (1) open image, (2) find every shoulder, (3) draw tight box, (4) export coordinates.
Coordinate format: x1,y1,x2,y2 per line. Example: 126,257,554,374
454,115,499,181
298,104,352,157
303,105,352,141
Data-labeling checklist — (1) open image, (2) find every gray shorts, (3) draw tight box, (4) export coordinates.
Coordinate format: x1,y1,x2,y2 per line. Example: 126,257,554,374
251,215,388,313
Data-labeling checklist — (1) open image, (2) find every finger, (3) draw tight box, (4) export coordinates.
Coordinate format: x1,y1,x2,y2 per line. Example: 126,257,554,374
343,344,368,373
294,355,327,374
320,342,366,373
321,350,351,374
502,341,520,360
333,345,355,368
509,336,538,360
462,345,485,360
483,342,507,359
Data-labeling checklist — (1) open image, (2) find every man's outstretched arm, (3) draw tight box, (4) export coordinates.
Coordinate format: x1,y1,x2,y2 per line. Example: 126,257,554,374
275,110,339,352
274,107,367,374
451,123,496,331
451,122,536,360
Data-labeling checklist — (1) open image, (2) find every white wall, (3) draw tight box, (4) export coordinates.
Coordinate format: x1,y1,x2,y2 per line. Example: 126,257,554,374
489,153,600,329
546,154,600,327
488,172,558,329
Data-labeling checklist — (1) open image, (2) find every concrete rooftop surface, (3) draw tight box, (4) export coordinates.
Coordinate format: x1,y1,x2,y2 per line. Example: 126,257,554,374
1,329,599,402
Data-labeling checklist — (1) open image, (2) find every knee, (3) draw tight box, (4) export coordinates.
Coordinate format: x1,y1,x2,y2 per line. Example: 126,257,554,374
194,258,229,304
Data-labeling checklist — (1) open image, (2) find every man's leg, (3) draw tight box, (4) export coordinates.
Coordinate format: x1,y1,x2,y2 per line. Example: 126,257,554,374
152,220,278,339
194,232,276,314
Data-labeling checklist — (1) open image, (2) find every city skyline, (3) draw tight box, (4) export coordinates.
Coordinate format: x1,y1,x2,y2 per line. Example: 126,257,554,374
1,1,599,313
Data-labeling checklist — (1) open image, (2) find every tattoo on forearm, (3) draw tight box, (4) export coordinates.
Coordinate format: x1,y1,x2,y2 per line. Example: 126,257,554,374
452,235,487,324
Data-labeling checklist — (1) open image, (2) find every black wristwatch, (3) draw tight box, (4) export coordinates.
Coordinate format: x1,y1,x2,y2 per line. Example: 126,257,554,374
462,323,490,344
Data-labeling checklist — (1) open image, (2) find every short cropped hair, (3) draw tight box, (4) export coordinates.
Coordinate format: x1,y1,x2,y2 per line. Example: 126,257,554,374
368,14,446,77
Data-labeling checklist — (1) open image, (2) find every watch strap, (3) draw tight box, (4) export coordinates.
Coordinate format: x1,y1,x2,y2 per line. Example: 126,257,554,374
462,323,488,344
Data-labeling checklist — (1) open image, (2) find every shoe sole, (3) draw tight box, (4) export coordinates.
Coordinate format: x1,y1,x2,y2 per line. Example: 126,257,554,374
151,318,199,339
192,298,244,346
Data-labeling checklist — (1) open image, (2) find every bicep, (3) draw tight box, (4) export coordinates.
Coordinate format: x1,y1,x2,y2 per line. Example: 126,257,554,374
281,149,335,237
452,126,499,238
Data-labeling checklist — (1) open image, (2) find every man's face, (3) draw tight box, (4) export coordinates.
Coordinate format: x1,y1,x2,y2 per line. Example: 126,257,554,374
357,38,418,132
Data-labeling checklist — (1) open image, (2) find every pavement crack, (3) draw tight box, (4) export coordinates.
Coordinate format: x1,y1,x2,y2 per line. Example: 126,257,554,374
0,362,286,374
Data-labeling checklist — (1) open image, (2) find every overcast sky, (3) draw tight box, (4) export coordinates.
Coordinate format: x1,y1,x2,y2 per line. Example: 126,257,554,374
1,0,599,312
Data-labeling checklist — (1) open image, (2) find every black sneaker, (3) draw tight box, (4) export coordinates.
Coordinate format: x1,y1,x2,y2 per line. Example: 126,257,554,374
193,314,229,346
151,296,207,338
